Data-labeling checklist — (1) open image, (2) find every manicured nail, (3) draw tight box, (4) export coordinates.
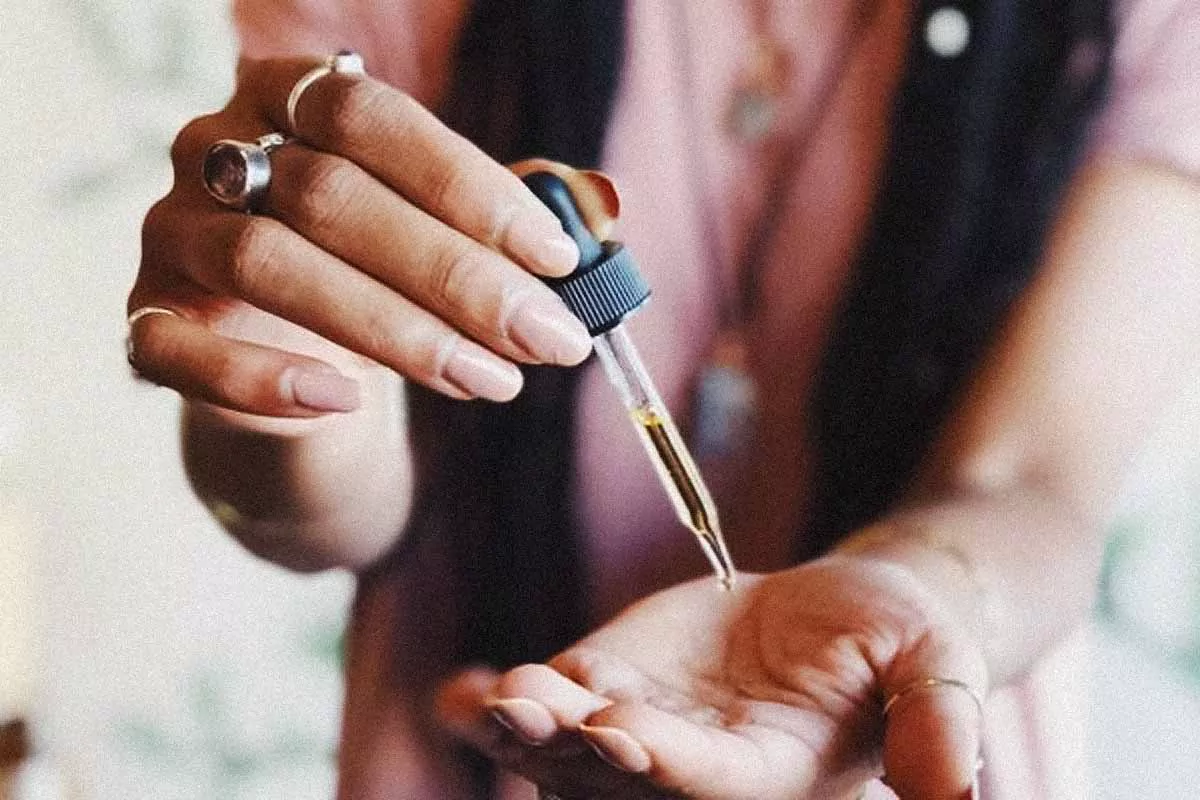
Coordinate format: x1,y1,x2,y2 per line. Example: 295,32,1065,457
510,213,580,276
443,345,524,401
578,724,651,774
510,296,593,366
487,698,557,746
286,366,361,412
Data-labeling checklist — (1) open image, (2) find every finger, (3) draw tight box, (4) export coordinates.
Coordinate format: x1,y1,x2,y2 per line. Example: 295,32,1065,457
434,666,508,752
150,197,524,401
169,108,274,201
881,682,983,800
126,308,361,417
881,640,987,800
265,144,592,366
510,159,622,242
491,663,614,743
583,701,817,798
238,58,582,277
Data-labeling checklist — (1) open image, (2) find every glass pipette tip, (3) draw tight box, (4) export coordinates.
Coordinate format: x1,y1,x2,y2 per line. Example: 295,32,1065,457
594,326,737,591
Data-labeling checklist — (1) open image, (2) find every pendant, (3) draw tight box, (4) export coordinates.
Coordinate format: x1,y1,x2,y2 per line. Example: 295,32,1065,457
691,331,758,460
725,37,793,143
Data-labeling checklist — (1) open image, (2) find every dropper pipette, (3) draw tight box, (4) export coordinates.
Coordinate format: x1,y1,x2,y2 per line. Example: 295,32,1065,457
523,172,737,591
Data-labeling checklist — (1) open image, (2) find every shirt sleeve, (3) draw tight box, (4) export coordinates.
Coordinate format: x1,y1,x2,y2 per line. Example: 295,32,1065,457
1091,0,1200,177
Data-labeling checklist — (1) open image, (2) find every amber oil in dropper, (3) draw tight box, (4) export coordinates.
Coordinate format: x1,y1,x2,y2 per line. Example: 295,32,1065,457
630,405,735,591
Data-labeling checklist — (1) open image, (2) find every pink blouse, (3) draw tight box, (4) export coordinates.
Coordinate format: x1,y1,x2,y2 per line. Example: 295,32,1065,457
232,1,1200,798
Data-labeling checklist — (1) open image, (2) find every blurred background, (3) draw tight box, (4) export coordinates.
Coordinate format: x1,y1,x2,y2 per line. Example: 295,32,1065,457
0,1,1198,798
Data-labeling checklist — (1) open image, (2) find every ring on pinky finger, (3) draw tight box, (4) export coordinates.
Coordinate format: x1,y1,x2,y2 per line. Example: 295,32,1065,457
126,305,185,368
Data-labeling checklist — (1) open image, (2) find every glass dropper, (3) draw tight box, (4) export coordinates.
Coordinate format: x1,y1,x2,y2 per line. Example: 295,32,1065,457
523,172,737,591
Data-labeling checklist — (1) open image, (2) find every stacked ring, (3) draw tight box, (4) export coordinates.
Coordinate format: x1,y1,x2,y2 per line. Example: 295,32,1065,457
201,132,290,212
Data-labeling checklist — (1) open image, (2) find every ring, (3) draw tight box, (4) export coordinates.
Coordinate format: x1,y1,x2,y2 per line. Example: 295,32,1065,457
127,306,183,327
286,49,366,135
125,306,183,366
201,132,289,212
883,677,984,718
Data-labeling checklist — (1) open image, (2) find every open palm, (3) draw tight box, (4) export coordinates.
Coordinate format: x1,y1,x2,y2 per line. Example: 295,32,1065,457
436,554,987,799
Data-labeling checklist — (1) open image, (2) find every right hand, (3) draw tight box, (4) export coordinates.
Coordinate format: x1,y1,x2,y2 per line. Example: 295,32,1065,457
128,55,595,419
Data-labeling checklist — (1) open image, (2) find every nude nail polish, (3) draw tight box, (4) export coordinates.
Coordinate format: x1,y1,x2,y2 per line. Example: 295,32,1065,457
510,215,581,275
509,297,594,366
287,366,361,412
578,724,652,774
487,698,557,746
442,346,524,401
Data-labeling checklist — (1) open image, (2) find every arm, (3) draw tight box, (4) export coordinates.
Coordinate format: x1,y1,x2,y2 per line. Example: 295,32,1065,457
129,53,593,572
870,154,1200,682
432,155,1200,799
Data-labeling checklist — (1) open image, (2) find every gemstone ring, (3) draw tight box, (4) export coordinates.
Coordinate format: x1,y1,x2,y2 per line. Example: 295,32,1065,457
201,132,289,213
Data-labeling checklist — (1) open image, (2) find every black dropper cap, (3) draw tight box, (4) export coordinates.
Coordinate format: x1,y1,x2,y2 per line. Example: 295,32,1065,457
523,172,650,336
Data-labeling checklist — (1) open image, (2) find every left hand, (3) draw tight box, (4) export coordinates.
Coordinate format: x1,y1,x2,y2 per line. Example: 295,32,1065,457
435,553,988,799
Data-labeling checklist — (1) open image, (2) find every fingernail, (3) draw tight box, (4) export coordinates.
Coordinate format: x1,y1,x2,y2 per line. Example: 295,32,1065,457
510,296,593,366
286,366,361,412
443,345,524,401
510,215,580,276
487,698,557,746
578,724,651,774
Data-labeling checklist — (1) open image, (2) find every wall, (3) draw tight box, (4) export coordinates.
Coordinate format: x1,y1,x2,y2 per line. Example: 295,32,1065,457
1,2,351,797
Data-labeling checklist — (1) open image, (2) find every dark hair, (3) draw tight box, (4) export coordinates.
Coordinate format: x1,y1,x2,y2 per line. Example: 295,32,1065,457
444,0,626,167
414,0,1116,717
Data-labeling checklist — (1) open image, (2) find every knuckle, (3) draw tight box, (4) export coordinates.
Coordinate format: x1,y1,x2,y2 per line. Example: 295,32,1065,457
289,156,359,236
226,218,286,296
170,112,222,174
426,156,479,223
485,201,524,252
428,240,489,311
324,78,390,146
399,327,465,390
427,164,463,219
494,283,538,342
424,330,465,384
140,198,174,249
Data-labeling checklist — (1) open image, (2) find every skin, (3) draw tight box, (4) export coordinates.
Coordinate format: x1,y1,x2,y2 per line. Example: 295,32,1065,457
130,55,1200,798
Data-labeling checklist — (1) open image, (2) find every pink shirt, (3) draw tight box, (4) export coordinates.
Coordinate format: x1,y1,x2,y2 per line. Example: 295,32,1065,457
233,1,1200,798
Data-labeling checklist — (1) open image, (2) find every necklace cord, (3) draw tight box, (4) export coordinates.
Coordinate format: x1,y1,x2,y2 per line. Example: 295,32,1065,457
670,0,885,326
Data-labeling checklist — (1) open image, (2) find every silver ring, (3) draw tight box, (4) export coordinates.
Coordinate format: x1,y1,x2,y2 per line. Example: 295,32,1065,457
127,306,183,327
882,678,986,798
126,306,183,366
201,133,289,212
883,677,984,718
286,50,366,135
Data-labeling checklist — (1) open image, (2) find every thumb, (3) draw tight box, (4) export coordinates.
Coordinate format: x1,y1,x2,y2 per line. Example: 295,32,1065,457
880,635,987,800
433,665,504,751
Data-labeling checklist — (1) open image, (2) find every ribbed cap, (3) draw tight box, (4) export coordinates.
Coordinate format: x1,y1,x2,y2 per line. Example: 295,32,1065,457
523,172,651,335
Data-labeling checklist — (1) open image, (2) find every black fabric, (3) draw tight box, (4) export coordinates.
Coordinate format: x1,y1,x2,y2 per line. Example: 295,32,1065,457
804,0,1114,555
444,0,627,166
415,3,626,679
404,0,1114,712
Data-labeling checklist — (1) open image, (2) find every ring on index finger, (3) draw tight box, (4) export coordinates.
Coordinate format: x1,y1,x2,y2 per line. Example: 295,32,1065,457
201,132,290,212
286,50,366,135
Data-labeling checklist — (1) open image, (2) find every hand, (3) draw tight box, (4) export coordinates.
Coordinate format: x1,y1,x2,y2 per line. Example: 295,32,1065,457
437,554,988,799
128,55,599,419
